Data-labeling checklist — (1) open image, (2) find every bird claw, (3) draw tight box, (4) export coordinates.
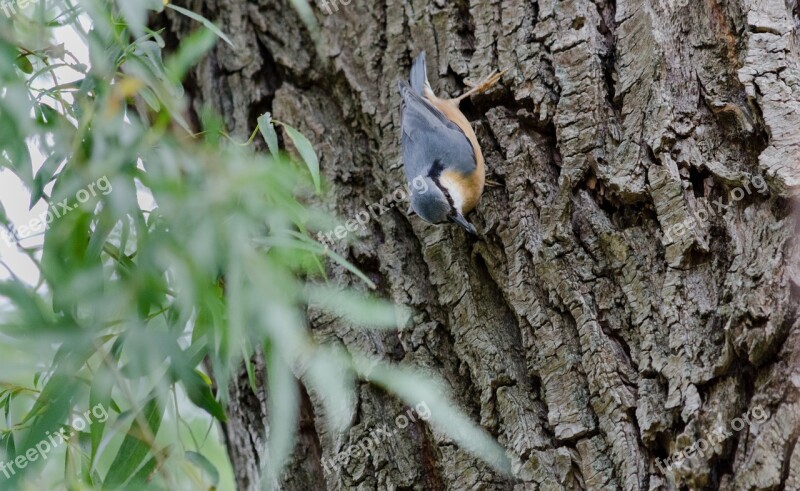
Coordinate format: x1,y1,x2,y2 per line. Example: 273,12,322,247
454,68,509,103
485,179,502,188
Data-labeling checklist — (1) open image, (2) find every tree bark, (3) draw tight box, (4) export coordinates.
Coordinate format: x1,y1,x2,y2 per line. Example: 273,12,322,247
155,0,800,489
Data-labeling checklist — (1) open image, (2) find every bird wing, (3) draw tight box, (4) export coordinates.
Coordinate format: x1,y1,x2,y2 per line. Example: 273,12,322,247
397,80,476,180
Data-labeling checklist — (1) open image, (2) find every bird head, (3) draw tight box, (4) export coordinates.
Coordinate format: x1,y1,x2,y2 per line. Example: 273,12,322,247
408,176,478,235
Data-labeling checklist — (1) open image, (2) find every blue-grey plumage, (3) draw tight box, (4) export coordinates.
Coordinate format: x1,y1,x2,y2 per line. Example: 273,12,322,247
398,51,504,235
410,51,430,96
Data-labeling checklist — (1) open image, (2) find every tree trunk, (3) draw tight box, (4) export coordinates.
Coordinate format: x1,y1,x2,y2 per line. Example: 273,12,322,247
155,0,800,489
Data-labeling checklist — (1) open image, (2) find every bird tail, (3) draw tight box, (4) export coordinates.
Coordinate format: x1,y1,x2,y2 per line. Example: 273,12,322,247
410,51,429,96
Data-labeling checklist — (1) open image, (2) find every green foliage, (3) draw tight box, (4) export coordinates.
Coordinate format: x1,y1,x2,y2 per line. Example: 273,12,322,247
280,123,322,193
104,387,166,489
0,0,510,489
163,4,234,49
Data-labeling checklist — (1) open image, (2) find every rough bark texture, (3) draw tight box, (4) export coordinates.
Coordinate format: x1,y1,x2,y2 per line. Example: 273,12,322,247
156,0,800,489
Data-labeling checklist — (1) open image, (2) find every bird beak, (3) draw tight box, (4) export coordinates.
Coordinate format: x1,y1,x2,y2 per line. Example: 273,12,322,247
450,214,478,236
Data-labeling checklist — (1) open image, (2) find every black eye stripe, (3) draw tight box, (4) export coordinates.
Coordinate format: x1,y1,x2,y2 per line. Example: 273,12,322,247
428,159,444,180
423,160,455,213
442,191,455,211
431,177,455,212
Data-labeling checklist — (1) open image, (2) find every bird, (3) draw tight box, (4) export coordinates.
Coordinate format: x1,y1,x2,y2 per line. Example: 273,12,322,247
397,51,504,235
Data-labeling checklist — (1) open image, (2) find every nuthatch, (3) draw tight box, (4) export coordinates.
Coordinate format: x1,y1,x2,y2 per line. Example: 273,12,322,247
398,51,504,235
